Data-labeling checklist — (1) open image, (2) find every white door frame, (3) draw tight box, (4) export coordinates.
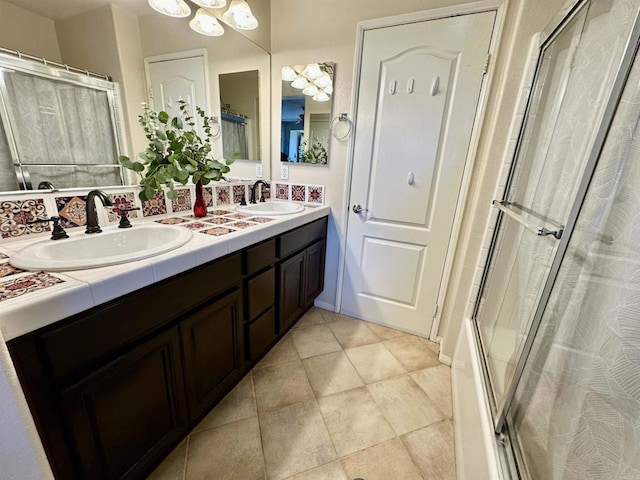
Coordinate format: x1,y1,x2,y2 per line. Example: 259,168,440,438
143,48,212,115
336,0,508,342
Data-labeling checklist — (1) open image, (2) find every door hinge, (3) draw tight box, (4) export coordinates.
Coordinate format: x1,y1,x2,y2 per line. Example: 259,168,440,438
433,303,439,318
483,54,491,75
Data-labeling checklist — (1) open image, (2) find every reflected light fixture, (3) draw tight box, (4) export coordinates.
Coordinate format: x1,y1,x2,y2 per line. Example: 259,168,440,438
192,0,227,7
323,84,333,95
148,0,191,17
222,0,258,30
302,84,319,96
282,66,298,81
190,9,225,36
313,91,330,102
291,76,309,89
302,63,323,80
314,73,332,89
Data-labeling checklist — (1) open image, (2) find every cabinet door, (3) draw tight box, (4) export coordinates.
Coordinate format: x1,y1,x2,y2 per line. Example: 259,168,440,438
277,250,306,332
60,328,187,480
304,240,326,307
181,288,243,421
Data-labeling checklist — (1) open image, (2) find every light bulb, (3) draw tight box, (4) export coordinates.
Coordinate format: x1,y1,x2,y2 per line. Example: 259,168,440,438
282,66,297,81
148,0,191,17
314,73,332,89
302,85,319,96
312,92,330,102
190,9,225,36
302,63,323,80
222,0,258,30
291,76,309,89
192,0,227,7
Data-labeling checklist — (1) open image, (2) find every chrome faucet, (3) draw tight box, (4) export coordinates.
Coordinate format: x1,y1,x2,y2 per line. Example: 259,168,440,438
249,180,270,204
85,190,113,234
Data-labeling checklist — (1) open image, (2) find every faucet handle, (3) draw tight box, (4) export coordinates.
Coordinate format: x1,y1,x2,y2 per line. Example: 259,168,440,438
117,207,140,229
28,216,69,240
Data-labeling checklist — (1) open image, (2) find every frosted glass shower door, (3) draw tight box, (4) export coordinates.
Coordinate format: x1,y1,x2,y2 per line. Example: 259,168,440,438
474,0,639,415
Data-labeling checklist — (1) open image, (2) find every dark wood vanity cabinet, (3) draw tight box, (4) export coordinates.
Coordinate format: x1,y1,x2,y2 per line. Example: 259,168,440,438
7,216,327,480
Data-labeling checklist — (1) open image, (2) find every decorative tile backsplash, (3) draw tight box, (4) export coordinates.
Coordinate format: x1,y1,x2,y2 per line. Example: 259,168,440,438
55,196,87,228
0,263,24,278
0,198,49,239
0,180,324,243
200,226,236,237
171,189,192,213
155,217,190,225
142,190,167,217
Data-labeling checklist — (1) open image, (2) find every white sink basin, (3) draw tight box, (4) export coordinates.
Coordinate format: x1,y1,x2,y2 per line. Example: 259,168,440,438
236,201,304,216
10,224,193,272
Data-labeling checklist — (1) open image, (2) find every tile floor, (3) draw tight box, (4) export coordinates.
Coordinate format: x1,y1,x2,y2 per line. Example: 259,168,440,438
148,308,455,480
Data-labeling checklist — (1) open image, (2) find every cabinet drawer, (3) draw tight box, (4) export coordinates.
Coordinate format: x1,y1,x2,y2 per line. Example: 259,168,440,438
277,218,327,259
246,267,275,320
244,238,275,276
246,308,277,362
34,252,242,382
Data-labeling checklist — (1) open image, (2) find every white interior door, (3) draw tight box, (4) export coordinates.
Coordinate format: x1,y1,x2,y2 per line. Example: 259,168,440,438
146,53,209,136
340,12,495,337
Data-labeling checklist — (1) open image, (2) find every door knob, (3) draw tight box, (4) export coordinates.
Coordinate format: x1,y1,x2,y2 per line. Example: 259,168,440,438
352,204,368,214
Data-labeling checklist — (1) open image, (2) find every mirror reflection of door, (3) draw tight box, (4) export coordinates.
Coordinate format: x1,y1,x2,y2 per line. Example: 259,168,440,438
280,62,334,164
219,70,260,161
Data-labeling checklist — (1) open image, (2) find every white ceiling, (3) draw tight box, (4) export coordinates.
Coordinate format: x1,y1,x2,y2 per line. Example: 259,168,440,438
4,0,152,20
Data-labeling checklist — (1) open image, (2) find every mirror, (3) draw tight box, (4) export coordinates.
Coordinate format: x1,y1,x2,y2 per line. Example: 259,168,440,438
280,62,334,164
219,70,260,161
0,1,271,192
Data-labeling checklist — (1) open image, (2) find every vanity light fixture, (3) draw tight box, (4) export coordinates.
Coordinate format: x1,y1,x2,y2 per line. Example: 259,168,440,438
324,84,333,95
222,0,259,30
291,76,310,89
190,9,225,36
301,63,323,80
282,66,298,81
148,0,191,17
192,0,227,8
314,73,332,89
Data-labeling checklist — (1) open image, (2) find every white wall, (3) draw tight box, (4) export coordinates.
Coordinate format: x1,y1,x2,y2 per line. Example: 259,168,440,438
0,0,61,62
271,0,567,356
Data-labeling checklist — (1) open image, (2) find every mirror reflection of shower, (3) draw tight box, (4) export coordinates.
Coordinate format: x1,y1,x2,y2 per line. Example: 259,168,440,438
280,62,334,164
219,70,260,162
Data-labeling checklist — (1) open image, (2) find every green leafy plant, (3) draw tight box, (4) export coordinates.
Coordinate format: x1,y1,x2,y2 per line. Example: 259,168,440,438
119,101,235,201
298,138,328,164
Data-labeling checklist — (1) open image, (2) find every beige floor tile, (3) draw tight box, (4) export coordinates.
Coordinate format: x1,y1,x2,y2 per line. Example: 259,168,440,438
326,320,380,348
317,387,395,457
293,308,326,328
186,417,265,480
317,309,356,323
402,420,456,480
341,439,423,480
192,373,256,432
345,342,406,384
147,438,188,480
260,399,337,480
258,334,300,368
291,325,342,359
384,335,441,371
302,351,364,397
253,360,314,412
365,321,407,340
410,365,453,418
367,375,446,435
283,461,348,480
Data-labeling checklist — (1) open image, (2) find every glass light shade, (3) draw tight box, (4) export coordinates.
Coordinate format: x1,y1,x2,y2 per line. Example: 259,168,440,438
222,0,258,30
282,66,297,81
148,0,191,17
324,84,333,95
291,76,309,89
302,84,320,96
314,73,332,88
193,0,227,8
313,91,330,102
302,63,323,80
190,9,225,36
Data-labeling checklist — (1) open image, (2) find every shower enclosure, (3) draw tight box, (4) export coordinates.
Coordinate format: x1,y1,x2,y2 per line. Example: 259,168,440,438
470,0,640,477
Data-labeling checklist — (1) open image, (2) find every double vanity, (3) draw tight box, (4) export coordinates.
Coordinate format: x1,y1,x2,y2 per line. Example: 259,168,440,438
2,201,329,479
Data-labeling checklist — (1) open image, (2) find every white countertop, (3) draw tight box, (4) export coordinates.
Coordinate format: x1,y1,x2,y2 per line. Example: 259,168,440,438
0,205,330,341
